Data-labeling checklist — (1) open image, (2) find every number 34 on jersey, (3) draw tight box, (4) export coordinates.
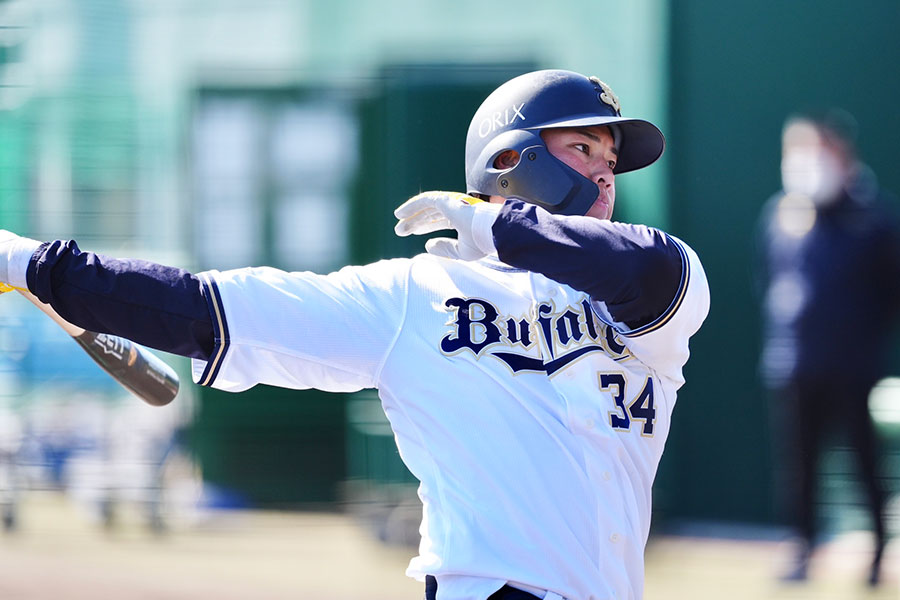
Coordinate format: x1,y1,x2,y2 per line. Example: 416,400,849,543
599,373,656,436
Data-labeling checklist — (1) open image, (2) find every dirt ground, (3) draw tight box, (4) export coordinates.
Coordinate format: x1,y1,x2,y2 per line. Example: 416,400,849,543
0,491,895,600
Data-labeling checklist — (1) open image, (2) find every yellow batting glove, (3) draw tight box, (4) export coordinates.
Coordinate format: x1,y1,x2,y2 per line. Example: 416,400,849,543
0,283,26,294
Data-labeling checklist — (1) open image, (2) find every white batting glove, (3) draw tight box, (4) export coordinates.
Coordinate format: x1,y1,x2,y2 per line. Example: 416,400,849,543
394,191,502,260
0,230,18,292
0,230,40,293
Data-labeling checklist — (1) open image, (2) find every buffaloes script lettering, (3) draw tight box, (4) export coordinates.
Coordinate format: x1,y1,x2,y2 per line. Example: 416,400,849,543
440,296,630,375
440,298,502,355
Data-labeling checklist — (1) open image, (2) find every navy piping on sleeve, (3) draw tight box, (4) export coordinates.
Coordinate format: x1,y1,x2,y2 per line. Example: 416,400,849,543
618,236,690,338
477,255,527,273
197,272,230,387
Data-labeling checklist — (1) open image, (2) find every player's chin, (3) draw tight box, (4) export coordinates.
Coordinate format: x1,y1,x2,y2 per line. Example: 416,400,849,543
586,195,614,221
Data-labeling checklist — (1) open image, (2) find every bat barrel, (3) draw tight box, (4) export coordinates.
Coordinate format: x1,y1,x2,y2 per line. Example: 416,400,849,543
74,332,180,406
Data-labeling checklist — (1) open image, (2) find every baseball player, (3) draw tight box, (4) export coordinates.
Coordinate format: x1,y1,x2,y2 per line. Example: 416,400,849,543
1,69,709,599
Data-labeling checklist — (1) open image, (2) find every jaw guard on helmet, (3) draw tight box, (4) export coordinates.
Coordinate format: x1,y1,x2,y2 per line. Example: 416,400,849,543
464,69,665,216
473,129,600,216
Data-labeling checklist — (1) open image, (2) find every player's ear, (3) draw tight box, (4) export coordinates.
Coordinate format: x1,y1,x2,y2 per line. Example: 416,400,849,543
493,150,520,170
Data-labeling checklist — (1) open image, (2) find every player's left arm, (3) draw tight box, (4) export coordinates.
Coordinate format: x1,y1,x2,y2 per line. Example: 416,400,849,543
494,201,710,380
395,192,709,377
497,203,710,379
492,199,683,329
395,193,682,328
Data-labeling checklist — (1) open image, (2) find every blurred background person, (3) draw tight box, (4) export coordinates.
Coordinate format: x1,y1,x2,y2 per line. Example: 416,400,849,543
757,109,900,587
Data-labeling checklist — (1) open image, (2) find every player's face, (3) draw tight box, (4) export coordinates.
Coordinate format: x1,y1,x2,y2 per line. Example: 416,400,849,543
541,125,618,220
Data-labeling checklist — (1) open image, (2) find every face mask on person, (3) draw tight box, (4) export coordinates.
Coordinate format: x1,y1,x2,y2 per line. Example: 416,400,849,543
780,148,845,206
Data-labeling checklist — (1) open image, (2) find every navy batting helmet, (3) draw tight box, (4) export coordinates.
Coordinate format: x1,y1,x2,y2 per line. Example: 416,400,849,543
465,69,665,216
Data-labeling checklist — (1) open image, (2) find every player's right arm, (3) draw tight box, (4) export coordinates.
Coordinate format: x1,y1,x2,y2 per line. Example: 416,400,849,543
3,234,215,359
3,232,410,393
193,262,410,393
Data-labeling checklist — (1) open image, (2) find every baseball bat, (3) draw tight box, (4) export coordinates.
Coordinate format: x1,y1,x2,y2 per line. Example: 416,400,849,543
17,288,180,407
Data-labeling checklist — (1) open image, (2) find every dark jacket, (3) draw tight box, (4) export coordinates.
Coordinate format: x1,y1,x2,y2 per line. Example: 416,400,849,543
758,166,900,388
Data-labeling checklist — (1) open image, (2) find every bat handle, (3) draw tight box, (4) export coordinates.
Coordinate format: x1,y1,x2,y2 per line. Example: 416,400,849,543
17,289,86,336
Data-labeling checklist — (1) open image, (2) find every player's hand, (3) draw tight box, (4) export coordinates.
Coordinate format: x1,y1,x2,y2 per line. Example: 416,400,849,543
394,191,502,260
1,230,19,292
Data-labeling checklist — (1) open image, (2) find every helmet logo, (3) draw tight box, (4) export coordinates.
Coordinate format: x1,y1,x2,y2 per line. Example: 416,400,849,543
589,76,621,114
478,102,526,138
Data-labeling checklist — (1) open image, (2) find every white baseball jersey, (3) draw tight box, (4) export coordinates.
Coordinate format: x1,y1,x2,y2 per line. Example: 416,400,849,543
191,240,708,600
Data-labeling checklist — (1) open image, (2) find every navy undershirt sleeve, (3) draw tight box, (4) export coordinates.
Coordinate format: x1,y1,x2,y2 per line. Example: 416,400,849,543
493,200,683,329
26,240,214,360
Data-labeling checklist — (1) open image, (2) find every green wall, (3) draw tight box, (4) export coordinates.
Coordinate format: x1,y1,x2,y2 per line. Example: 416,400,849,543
660,0,900,524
